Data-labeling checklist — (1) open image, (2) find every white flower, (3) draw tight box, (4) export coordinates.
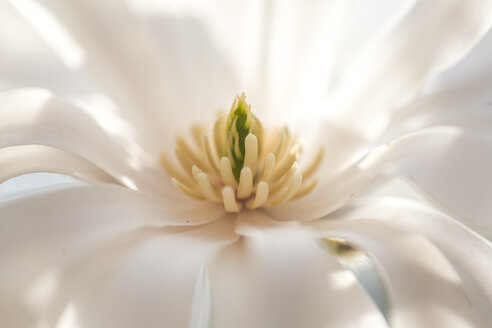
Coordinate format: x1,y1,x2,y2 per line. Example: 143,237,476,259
1,0,492,327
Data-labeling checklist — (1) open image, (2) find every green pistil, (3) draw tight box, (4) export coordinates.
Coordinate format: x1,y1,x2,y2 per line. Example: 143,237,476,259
226,93,254,181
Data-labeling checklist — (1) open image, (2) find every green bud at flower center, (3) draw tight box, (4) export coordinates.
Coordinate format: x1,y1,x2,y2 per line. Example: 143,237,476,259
225,93,259,181
160,92,322,212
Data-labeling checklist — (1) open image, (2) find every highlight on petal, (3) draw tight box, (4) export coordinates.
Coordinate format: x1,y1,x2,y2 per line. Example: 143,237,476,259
0,185,237,328
268,123,492,226
0,88,170,197
8,0,84,68
375,126,492,233
328,196,492,326
309,219,479,327
264,138,381,222
0,145,119,186
9,0,241,147
329,0,492,139
210,224,387,328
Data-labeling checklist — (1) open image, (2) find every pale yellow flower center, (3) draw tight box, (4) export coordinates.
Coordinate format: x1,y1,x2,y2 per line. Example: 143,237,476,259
161,93,323,212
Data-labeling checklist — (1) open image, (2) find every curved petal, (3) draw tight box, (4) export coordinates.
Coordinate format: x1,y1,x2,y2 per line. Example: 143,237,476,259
0,88,174,197
57,218,236,328
256,0,353,125
9,0,242,148
0,2,95,95
377,126,492,232
126,0,253,123
325,0,417,94
383,25,492,139
210,212,387,328
383,98,492,142
270,125,492,227
328,197,492,326
309,219,479,328
423,25,492,100
7,0,164,144
329,0,492,139
0,145,118,186
0,184,233,328
264,137,382,222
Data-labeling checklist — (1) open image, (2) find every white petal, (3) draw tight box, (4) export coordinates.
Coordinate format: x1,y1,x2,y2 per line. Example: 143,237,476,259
211,213,387,328
326,0,417,94
271,125,492,228
377,126,492,233
0,173,83,200
329,0,492,138
0,88,173,196
8,0,171,142
0,2,95,94
258,0,354,124
0,145,118,185
329,196,492,326
127,0,255,121
298,121,369,177
58,218,236,328
0,185,233,327
9,0,239,146
265,137,382,222
384,98,492,142
383,26,492,140
424,26,492,99
309,219,479,328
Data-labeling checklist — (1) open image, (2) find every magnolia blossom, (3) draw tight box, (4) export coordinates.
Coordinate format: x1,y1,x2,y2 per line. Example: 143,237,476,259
2,0,492,327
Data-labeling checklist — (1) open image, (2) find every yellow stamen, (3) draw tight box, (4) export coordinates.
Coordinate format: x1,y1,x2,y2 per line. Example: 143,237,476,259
220,157,238,188
244,134,258,175
261,153,275,182
237,167,253,199
222,186,242,212
160,93,322,212
246,181,269,209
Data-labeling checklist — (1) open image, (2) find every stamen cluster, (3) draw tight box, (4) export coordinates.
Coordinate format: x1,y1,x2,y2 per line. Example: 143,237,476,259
161,93,322,212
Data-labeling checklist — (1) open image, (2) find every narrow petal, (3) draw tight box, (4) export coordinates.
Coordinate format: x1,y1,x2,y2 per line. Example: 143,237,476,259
309,219,479,328
211,213,387,328
0,88,171,197
0,185,234,328
9,0,243,146
422,26,492,101
55,218,236,328
270,124,492,228
384,98,492,142
126,0,250,125
264,137,382,221
383,25,492,140
258,0,355,125
0,145,118,186
329,0,492,138
329,196,492,326
8,0,173,145
377,126,492,233
0,2,95,95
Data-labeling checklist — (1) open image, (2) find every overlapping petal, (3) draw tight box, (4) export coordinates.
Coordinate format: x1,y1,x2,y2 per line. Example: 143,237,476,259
270,124,492,229
375,127,492,232
1,1,492,327
328,197,492,326
0,184,235,327
0,88,166,195
0,145,118,186
309,218,479,328
211,212,387,328
329,0,492,139
7,0,171,146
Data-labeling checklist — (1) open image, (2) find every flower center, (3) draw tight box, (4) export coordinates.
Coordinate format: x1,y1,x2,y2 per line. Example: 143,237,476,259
160,93,323,212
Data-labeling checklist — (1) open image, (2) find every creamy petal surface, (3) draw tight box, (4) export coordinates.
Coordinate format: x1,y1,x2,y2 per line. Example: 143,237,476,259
328,197,492,327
